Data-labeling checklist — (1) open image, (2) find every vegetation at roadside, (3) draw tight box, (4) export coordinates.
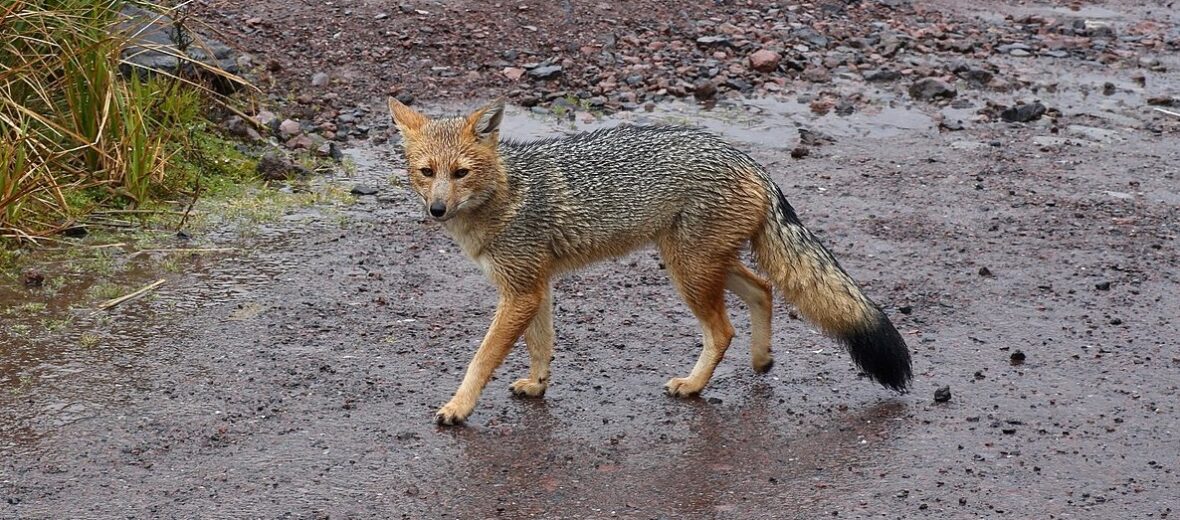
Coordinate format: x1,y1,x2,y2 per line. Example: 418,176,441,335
0,0,256,243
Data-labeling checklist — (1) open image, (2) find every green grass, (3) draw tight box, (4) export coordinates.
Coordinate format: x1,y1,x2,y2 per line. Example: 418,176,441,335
0,0,252,240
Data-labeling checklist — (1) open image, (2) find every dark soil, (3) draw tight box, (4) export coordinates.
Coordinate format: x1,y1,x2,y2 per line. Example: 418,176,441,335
3,0,1180,518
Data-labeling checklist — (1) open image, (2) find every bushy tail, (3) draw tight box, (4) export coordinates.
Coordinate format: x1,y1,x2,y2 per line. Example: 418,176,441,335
751,183,912,391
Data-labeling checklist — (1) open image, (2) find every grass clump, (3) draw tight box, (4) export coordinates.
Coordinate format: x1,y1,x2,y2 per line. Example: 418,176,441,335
0,0,253,241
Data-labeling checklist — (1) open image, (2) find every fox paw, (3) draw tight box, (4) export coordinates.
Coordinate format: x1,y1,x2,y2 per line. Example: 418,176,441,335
508,378,547,398
753,356,774,374
435,401,471,426
664,377,704,398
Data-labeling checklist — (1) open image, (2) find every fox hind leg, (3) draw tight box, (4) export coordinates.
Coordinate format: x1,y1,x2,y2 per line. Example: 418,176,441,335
725,263,774,373
510,285,553,398
659,242,737,397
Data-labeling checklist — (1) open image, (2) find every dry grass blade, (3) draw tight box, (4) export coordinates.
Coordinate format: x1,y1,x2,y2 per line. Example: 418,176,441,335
96,278,166,309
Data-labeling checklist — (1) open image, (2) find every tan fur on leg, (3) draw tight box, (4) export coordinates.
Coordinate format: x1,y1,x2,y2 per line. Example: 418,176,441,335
659,243,737,397
510,286,553,398
725,263,774,373
437,289,543,425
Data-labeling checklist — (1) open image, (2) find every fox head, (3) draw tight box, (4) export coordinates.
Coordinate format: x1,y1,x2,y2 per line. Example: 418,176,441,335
388,98,506,222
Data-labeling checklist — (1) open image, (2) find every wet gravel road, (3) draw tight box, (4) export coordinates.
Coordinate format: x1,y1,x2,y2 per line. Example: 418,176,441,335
3,89,1178,518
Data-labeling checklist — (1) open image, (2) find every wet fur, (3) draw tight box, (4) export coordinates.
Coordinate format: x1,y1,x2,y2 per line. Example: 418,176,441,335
390,99,913,425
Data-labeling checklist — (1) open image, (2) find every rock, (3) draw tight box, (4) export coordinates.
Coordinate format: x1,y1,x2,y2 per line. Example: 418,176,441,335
978,266,993,277
802,66,831,83
1147,96,1178,107
695,35,731,47
834,99,855,116
956,67,993,85
115,5,242,94
1010,350,1026,364
279,119,301,139
1084,20,1116,38
908,78,956,101
934,386,952,403
941,118,964,131
22,269,45,288
254,110,279,129
285,134,315,150
798,127,835,146
502,67,526,81
395,92,415,105
898,305,913,315
790,146,809,159
693,80,717,101
528,65,563,80
748,49,780,73
350,185,379,196
256,153,310,181
1095,281,1112,291
1000,101,1047,123
316,141,343,161
311,72,329,87
1009,49,1031,57
793,27,830,48
222,116,249,138
864,69,901,82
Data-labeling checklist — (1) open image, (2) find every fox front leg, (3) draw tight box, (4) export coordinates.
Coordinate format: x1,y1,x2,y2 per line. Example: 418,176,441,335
436,290,543,425
509,285,553,398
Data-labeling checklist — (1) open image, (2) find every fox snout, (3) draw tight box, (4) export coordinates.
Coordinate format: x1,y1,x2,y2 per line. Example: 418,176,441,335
428,201,447,218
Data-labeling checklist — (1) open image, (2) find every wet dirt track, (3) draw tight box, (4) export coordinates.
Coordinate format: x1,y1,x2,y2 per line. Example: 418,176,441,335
3,96,1178,518
5,0,1180,517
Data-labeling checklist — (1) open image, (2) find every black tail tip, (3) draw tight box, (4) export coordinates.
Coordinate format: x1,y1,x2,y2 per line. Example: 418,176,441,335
842,312,913,392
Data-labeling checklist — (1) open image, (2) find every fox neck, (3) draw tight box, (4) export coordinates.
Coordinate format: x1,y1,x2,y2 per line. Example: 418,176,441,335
442,160,516,259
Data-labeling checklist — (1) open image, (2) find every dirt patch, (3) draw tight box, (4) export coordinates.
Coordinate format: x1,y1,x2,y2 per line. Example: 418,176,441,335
3,0,1180,518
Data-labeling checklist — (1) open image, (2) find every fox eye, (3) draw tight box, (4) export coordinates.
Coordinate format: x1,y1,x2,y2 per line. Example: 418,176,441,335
453,168,470,179
419,167,434,178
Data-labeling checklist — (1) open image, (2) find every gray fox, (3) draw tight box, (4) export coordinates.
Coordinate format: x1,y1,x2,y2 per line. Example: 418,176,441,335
388,98,912,425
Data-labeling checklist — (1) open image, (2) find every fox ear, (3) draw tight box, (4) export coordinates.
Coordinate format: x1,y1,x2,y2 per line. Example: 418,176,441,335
466,98,505,145
388,97,427,136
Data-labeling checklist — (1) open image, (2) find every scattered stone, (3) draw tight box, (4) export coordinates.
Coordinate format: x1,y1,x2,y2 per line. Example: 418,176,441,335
350,185,379,196
528,65,563,80
285,134,315,150
802,66,831,83
693,80,717,101
115,5,242,94
311,72,329,87
1095,281,1111,291
316,141,343,161
864,69,901,82
748,49,780,73
222,116,250,138
22,269,45,288
798,127,835,147
1000,101,1047,123
1010,350,1026,364
978,266,993,277
955,67,993,85
279,119,301,139
1083,20,1116,38
502,67,526,81
898,305,913,315
908,78,956,101
1009,48,1031,57
256,152,310,181
790,146,809,159
934,386,952,403
941,118,964,131
254,110,279,129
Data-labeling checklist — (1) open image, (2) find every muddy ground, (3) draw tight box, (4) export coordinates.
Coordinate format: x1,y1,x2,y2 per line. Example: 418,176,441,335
3,0,1180,519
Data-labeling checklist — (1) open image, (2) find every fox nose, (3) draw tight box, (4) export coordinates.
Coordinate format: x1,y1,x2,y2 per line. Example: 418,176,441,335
428,201,447,218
